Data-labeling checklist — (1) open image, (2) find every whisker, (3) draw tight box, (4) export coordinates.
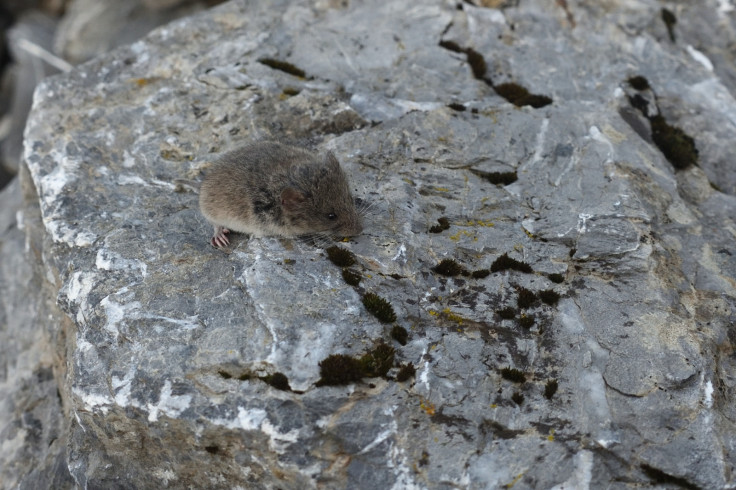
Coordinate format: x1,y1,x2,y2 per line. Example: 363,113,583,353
356,197,379,218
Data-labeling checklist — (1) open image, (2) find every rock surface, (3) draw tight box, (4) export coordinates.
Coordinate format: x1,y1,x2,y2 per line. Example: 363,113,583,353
0,170,75,489
13,0,736,488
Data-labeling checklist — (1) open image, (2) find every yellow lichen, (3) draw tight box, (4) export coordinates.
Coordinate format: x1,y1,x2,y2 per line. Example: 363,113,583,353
504,473,524,488
420,399,436,416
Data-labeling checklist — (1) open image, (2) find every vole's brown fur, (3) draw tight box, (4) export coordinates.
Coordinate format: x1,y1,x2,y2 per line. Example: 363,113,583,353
199,142,362,247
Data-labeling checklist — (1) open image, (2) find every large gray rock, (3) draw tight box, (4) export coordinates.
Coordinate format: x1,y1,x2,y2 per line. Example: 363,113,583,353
0,170,75,489
18,0,736,488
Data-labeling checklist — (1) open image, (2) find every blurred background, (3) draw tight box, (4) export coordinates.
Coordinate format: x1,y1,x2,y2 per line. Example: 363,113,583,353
0,0,226,192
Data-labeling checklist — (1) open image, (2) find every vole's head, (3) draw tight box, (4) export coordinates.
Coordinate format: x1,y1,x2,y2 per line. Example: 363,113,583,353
281,152,363,237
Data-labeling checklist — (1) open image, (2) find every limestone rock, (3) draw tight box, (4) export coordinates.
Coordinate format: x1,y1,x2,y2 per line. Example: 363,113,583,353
18,0,736,488
0,172,75,489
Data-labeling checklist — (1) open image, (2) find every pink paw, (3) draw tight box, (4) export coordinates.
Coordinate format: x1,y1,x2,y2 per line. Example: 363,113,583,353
211,226,231,248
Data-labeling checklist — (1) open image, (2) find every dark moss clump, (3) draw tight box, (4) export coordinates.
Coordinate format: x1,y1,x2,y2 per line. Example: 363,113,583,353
497,307,516,320
342,268,361,286
517,287,537,309
326,246,356,267
363,293,397,323
360,342,395,378
438,40,489,82
490,253,533,274
548,272,564,284
649,115,698,170
511,392,525,406
258,58,307,78
544,379,558,399
628,75,650,91
261,372,290,391
465,47,488,80
217,370,232,379
448,102,466,112
432,258,467,277
641,464,699,490
539,289,561,305
391,325,409,345
396,362,416,382
494,82,552,108
484,171,518,186
438,39,463,53
471,269,490,279
429,217,451,233
628,93,649,113
282,87,301,96
518,314,535,329
661,8,677,42
500,367,526,383
316,354,364,386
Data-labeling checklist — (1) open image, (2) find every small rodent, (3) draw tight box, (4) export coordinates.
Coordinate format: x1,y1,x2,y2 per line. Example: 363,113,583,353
199,142,363,247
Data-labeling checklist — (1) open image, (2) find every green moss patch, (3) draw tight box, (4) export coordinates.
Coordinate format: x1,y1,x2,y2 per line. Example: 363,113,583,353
661,8,677,42
628,76,650,91
360,342,396,378
471,269,490,279
500,367,526,383
497,307,516,320
316,354,365,386
538,289,561,305
342,268,361,286
518,314,535,329
261,372,291,391
326,246,356,267
491,253,533,273
432,258,468,277
649,115,698,170
517,287,537,309
363,293,397,323
429,217,451,233
258,58,307,78
511,392,525,406
391,325,409,345
396,362,416,382
548,273,564,284
544,379,558,399
494,82,552,108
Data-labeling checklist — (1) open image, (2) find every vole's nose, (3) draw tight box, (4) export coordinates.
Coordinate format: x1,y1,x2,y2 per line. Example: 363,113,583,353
348,218,363,236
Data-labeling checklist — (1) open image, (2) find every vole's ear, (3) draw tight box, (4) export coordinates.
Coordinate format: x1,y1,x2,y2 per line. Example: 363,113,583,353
281,187,307,212
324,151,340,170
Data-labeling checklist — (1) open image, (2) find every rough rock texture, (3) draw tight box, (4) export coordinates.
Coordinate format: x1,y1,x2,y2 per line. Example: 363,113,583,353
15,0,736,488
0,169,75,489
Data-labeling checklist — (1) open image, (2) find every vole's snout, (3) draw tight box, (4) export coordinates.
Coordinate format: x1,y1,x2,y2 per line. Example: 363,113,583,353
337,214,362,237
351,219,363,236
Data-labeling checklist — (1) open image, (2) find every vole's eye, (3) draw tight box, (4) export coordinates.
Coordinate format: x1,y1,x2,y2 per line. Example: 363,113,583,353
327,212,337,220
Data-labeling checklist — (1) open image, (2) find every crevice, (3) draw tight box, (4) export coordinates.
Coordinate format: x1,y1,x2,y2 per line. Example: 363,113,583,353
640,464,701,490
624,76,698,171
438,39,552,108
257,58,309,79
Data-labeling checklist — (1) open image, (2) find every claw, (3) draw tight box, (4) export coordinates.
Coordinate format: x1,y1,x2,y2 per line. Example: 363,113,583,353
211,226,230,248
